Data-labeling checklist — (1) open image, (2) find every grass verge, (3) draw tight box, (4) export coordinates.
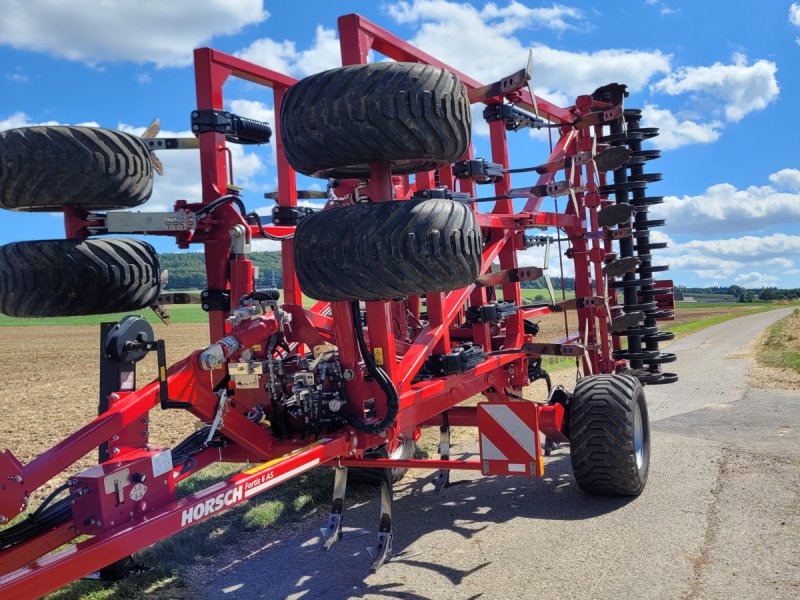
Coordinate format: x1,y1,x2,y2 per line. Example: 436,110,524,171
755,308,800,373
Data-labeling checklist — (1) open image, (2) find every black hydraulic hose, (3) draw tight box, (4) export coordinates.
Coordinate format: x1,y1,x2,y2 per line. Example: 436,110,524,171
347,301,399,434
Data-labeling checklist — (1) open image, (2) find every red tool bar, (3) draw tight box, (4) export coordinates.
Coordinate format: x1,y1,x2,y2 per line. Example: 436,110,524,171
0,438,346,599
337,14,572,124
340,458,482,471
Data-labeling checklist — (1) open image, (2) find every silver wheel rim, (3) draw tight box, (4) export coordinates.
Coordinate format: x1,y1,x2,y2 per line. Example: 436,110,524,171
633,401,644,469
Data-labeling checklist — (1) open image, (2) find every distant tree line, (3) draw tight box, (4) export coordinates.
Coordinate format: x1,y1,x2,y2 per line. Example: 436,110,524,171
161,251,284,289
160,251,579,291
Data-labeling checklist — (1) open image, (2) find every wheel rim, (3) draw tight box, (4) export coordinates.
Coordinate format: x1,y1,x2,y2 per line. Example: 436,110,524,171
633,401,644,469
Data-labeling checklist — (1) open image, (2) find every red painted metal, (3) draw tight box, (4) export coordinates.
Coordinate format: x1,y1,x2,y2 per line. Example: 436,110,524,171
0,12,649,593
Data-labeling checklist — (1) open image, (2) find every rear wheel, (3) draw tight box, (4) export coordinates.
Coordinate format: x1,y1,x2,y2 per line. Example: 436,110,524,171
280,62,471,178
0,238,160,317
569,374,650,496
294,198,481,302
0,126,153,211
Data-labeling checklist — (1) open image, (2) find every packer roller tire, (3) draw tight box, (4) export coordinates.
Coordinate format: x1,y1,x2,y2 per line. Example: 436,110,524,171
569,374,650,496
0,126,153,211
293,198,481,302
0,238,160,317
280,62,471,178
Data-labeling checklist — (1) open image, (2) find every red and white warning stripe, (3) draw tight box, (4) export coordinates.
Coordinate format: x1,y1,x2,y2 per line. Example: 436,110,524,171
478,401,543,477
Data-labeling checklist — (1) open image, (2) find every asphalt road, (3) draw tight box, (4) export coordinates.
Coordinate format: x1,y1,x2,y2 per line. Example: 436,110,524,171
191,308,799,600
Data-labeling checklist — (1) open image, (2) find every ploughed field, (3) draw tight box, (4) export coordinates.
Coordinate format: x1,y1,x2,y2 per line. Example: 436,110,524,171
0,304,748,500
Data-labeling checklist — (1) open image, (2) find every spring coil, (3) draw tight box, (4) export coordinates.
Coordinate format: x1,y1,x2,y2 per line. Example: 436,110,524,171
228,116,273,145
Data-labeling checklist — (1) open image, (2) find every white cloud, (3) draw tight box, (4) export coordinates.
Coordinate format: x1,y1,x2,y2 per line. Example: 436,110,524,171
790,2,800,43
651,53,779,122
236,25,341,77
660,234,800,285
768,168,800,192
652,170,800,234
0,0,268,67
735,271,780,287
640,104,721,150
384,0,670,100
0,112,98,129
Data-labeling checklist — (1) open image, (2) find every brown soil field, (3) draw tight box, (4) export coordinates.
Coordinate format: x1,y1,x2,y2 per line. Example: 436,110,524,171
0,306,739,501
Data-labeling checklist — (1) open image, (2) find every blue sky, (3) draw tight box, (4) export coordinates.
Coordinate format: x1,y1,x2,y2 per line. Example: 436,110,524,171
1,0,798,288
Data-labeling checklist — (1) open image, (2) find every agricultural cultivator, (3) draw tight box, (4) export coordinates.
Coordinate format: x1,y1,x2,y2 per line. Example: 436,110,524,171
0,13,677,596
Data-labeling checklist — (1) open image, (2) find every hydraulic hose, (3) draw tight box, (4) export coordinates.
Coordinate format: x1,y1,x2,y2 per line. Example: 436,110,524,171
347,301,399,434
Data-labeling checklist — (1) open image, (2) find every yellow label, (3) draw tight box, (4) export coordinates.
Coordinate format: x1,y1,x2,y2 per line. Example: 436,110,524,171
536,456,545,477
373,347,384,366
251,344,262,352
159,366,166,381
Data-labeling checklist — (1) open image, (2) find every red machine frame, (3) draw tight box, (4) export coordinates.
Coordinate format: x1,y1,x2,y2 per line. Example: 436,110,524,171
0,13,671,596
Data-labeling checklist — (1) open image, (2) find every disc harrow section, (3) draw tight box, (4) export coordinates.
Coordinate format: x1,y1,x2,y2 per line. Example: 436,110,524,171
601,109,677,385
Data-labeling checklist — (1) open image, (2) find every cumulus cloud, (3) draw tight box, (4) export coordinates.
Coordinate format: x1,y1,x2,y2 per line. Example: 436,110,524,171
384,0,670,100
651,53,779,122
660,234,800,285
640,104,721,150
791,3,800,44
0,0,268,67
768,168,800,192
0,112,98,129
651,170,800,234
237,25,341,77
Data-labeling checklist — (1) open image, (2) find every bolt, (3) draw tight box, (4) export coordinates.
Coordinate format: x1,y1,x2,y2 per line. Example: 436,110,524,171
110,393,120,401
8,475,22,483
110,521,115,527
192,111,199,118
352,437,358,448
0,515,7,524
111,435,119,441
342,369,354,381
111,447,120,455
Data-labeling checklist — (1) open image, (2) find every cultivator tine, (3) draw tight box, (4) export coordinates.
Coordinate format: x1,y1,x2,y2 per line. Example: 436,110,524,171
525,49,540,120
367,469,394,571
141,118,164,175
321,466,348,551
433,412,452,493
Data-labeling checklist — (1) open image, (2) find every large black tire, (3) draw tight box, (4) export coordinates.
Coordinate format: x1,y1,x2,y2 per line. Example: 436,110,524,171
280,62,471,178
0,238,160,317
0,126,153,211
569,374,650,496
294,198,481,301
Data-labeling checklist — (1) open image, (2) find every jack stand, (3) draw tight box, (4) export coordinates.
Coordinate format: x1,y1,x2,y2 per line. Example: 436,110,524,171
367,466,394,571
433,412,452,493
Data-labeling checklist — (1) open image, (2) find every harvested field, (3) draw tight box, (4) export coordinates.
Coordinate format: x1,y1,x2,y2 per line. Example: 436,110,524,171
0,304,770,501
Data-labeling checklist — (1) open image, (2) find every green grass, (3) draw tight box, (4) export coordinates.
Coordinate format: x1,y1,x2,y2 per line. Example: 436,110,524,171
757,308,800,373
668,306,776,337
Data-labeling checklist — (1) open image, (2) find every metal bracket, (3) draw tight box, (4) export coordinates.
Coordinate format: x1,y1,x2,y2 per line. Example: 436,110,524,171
483,103,547,132
453,158,504,184
191,109,272,144
521,342,584,357
425,343,485,376
465,302,518,324
269,205,320,226
200,289,231,312
86,210,197,235
411,188,471,201
475,267,544,287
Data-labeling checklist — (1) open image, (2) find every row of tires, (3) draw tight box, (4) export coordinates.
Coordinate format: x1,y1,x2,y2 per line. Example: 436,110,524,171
0,62,479,316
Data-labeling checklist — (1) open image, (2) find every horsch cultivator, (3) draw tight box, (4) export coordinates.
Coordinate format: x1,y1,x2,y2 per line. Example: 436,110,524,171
0,13,676,597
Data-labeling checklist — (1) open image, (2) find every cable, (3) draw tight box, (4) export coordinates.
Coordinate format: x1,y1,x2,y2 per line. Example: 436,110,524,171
346,301,399,434
246,210,295,241
194,194,247,218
